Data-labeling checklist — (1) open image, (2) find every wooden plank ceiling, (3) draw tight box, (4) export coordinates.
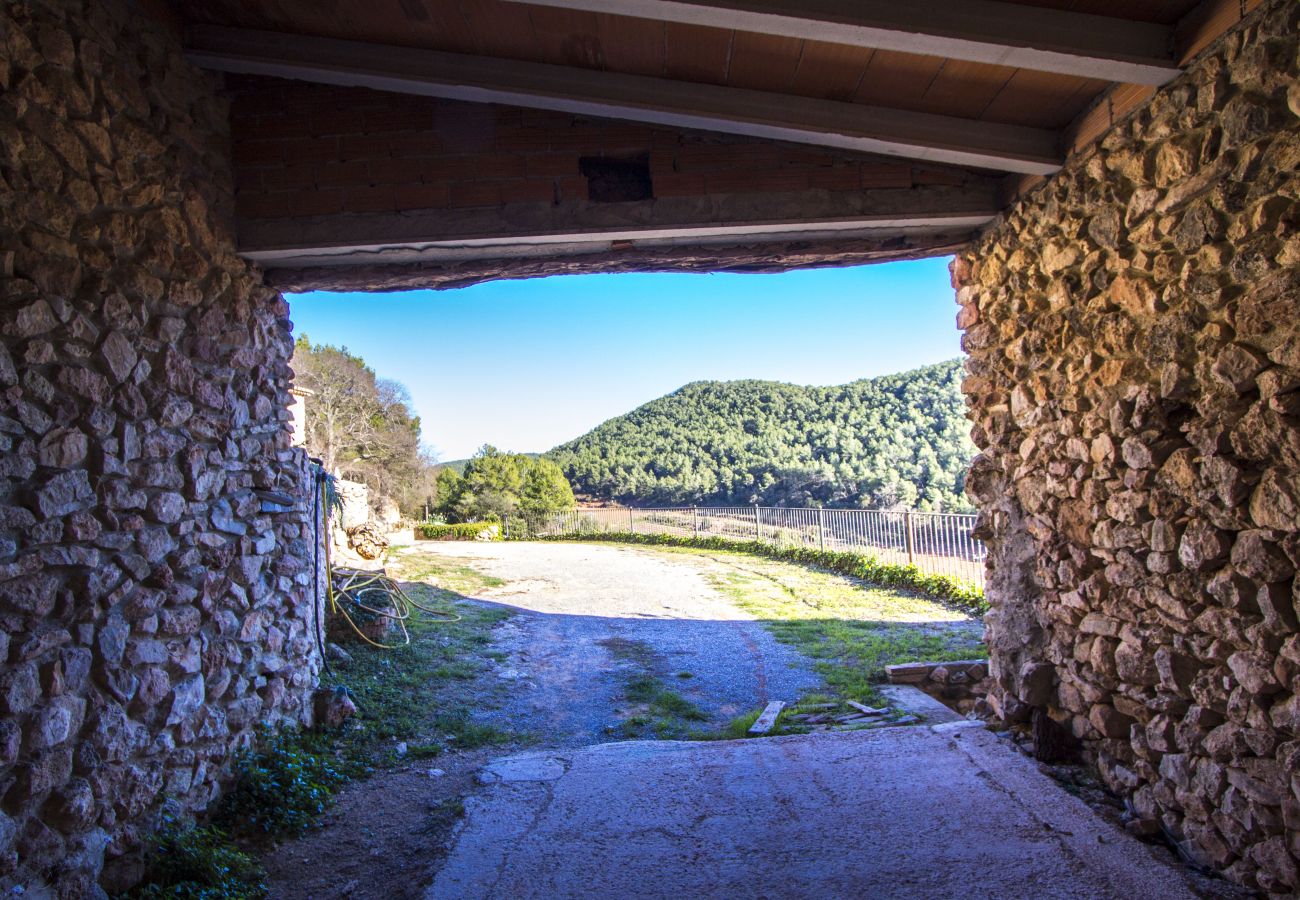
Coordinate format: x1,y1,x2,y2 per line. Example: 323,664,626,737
175,0,1201,135
166,0,1260,286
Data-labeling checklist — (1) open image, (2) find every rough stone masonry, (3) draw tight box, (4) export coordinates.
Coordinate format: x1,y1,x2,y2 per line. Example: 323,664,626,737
0,0,321,894
956,0,1300,893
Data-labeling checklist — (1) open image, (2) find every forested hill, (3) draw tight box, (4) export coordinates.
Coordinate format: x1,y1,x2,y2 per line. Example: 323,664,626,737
546,359,976,511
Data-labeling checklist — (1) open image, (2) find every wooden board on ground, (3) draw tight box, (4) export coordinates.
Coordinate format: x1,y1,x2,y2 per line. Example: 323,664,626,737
748,700,786,735
846,700,886,716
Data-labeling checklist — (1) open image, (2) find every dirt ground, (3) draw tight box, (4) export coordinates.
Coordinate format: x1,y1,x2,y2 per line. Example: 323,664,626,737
259,540,982,899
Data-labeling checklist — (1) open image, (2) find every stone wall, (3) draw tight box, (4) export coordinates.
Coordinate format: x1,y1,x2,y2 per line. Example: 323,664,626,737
955,1,1299,893
0,0,320,894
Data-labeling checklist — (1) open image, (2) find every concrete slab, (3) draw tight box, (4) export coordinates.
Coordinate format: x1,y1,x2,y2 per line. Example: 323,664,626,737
877,683,967,724
429,727,1198,900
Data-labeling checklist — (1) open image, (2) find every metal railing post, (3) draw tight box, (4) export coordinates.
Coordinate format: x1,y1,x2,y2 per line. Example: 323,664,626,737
692,506,699,537
903,510,916,567
753,505,761,541
817,507,825,552
629,507,635,533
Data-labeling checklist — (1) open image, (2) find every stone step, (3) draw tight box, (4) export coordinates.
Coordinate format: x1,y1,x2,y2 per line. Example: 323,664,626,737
876,683,967,724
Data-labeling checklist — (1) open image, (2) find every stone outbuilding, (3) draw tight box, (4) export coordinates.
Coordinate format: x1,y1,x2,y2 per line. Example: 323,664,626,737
1,0,1296,894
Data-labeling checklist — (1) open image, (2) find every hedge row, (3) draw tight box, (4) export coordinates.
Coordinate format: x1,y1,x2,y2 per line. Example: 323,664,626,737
536,531,988,615
414,522,500,541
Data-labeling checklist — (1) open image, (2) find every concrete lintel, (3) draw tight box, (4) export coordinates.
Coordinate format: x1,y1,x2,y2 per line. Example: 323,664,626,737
263,228,978,293
238,183,999,258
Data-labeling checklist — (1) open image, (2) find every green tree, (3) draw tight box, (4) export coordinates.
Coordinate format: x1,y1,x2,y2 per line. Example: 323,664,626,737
436,446,576,523
519,458,576,519
545,359,975,511
291,335,438,516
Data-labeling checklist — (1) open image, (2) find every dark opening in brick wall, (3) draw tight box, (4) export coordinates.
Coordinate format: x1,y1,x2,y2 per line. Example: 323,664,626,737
579,155,653,202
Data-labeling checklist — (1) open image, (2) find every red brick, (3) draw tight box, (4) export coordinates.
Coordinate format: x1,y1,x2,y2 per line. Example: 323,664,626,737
553,176,588,203
649,149,677,174
250,113,310,140
342,185,396,214
809,168,861,192
706,170,809,193
422,157,478,183
675,143,782,172
369,158,425,185
394,183,451,211
548,125,625,152
651,131,682,151
364,103,436,134
287,188,345,218
231,88,287,118
519,107,567,128
388,132,444,158
232,140,284,167
339,135,391,161
650,173,706,197
591,125,655,153
912,167,966,187
502,179,556,205
860,164,913,189
310,107,367,136
281,137,342,165
781,148,835,167
524,152,577,178
314,161,370,188
448,182,504,208
435,109,500,153
475,153,526,179
275,164,318,190
492,128,552,152
235,192,285,220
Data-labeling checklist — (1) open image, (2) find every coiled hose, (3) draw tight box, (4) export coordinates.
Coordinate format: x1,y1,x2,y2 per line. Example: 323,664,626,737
319,476,460,650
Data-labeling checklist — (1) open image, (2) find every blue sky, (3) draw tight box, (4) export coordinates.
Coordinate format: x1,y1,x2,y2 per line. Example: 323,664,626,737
288,256,962,460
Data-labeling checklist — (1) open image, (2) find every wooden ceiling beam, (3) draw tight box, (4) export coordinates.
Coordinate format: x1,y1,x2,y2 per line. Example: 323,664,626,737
509,0,1182,85
188,25,1063,174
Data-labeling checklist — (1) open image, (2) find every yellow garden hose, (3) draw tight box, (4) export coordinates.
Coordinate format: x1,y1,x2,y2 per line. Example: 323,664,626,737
320,478,460,650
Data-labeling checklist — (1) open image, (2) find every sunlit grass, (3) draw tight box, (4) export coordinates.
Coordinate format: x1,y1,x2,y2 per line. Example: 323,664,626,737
645,546,985,709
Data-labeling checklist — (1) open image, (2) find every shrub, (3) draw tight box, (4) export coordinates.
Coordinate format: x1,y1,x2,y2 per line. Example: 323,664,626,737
414,521,500,541
217,728,347,839
538,531,988,615
129,819,267,899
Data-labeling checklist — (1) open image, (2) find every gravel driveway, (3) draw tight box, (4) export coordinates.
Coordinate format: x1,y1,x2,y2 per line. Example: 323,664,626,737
399,541,820,745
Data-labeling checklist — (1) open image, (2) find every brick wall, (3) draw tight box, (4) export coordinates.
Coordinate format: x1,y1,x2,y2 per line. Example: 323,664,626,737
227,77,972,221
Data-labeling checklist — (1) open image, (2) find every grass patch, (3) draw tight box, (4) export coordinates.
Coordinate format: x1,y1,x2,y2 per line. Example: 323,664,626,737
616,680,709,736
432,711,518,750
652,688,709,721
133,550,517,897
605,640,710,739
324,556,517,769
697,554,984,708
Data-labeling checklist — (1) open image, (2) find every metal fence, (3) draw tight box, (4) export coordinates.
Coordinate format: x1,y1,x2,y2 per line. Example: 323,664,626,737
513,505,986,588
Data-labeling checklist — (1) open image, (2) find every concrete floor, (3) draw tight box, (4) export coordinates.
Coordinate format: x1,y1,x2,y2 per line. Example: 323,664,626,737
428,722,1199,900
